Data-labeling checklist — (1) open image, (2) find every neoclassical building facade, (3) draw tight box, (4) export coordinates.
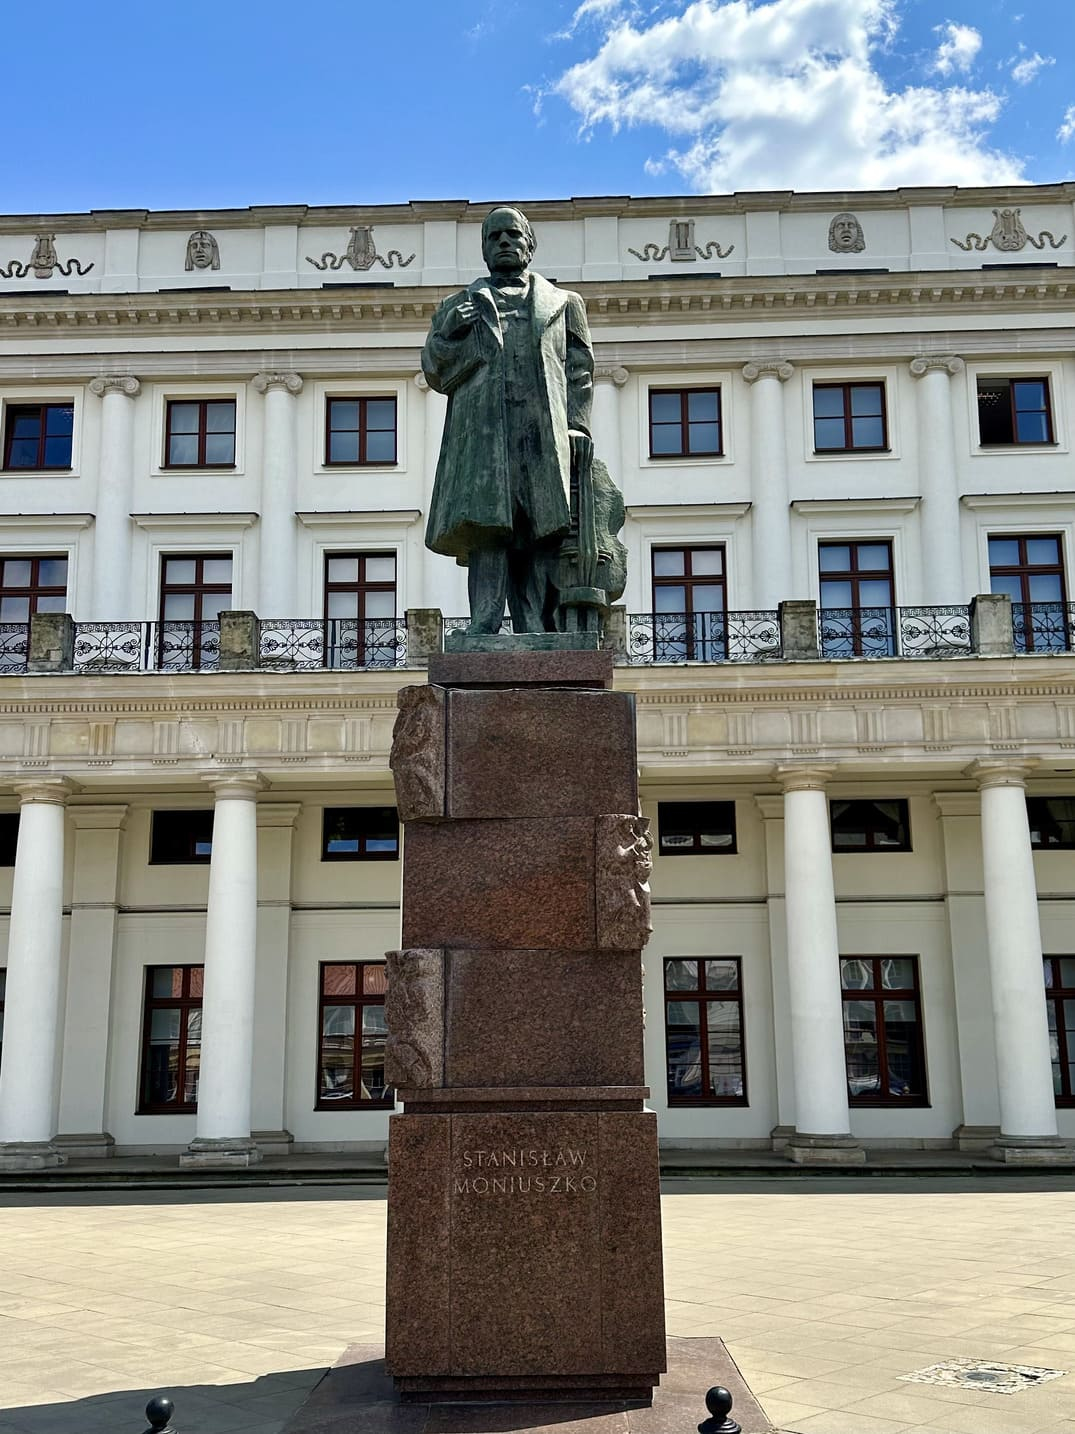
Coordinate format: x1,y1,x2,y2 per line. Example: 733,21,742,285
0,183,1072,1169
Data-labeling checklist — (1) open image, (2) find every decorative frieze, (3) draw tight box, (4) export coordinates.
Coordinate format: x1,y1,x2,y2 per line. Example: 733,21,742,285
951,208,1067,253
0,233,93,279
305,225,415,272
627,219,734,264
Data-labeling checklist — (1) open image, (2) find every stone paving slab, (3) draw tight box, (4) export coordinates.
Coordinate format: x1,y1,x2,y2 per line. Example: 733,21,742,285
1,1179,1075,1432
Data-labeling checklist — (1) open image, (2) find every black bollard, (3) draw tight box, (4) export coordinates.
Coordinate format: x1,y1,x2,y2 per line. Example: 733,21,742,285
143,1396,176,1434
698,1384,740,1434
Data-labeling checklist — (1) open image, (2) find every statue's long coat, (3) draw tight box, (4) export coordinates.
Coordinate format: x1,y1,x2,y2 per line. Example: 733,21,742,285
421,274,593,561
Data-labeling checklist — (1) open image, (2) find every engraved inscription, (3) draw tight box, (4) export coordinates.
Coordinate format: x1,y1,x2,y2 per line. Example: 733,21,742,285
453,1147,597,1195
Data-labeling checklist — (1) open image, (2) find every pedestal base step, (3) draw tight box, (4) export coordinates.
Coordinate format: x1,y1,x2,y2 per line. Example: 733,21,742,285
396,1373,658,1404
282,1338,774,1432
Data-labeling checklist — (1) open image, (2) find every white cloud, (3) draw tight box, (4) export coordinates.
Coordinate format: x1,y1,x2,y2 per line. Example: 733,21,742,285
1059,105,1075,144
932,21,981,77
1009,51,1054,85
550,0,1027,192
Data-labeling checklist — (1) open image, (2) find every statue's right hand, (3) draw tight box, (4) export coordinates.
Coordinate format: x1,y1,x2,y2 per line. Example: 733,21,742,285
442,300,478,337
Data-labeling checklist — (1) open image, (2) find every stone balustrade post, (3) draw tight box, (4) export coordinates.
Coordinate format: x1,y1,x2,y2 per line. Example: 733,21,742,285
970,593,1015,656
778,599,819,660
405,608,444,665
218,611,260,670
28,613,74,672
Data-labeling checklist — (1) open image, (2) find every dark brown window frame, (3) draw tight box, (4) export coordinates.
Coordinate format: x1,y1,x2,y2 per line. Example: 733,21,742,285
657,800,737,856
651,544,727,661
321,806,400,862
163,398,237,469
841,955,928,1107
818,539,896,657
324,396,398,466
149,810,214,865
323,551,397,623
316,960,393,1110
648,387,722,459
158,552,233,671
812,381,888,453
976,375,1055,446
138,964,204,1114
1045,955,1075,1107
2,402,74,471
0,554,68,620
664,957,748,1107
988,533,1068,654
1028,796,1075,850
830,798,912,853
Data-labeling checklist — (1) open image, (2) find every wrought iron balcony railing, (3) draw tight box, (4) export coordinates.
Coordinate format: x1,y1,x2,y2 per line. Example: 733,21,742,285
626,611,781,664
1012,602,1075,654
73,621,221,673
258,617,407,670
0,622,30,673
819,606,972,660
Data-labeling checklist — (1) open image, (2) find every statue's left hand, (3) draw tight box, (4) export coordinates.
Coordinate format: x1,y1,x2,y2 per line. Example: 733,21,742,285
569,431,594,471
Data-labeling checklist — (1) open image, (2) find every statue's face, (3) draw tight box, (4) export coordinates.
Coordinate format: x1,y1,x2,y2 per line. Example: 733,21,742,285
482,209,532,275
189,233,215,268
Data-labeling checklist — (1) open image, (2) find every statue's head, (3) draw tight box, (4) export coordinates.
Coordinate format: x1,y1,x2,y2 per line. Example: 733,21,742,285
481,206,535,276
185,230,220,271
828,212,865,254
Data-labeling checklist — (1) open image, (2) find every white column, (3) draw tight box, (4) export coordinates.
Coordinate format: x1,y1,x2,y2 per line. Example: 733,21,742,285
591,365,628,484
972,760,1060,1157
909,356,965,605
252,372,302,619
182,772,264,1167
0,779,74,1169
56,805,127,1159
755,795,796,1141
87,376,140,620
776,765,863,1163
743,361,794,610
251,802,301,1147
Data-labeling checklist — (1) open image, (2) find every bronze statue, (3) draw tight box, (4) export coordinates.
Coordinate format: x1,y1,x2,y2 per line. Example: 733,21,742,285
422,206,605,635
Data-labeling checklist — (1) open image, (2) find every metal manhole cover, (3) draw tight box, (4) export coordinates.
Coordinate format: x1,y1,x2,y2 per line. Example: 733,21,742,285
900,1359,1066,1395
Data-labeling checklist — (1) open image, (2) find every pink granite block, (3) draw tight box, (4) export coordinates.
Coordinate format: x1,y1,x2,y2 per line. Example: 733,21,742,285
385,1114,452,1375
391,685,446,821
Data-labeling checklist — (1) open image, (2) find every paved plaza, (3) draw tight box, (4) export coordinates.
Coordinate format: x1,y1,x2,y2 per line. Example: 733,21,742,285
1,1177,1075,1434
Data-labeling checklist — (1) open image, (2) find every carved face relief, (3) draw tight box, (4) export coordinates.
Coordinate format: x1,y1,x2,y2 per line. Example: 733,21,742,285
828,213,865,253
185,230,220,271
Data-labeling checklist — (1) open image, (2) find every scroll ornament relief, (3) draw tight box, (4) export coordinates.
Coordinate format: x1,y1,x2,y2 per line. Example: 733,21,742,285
628,219,734,263
389,685,446,820
384,949,445,1089
951,208,1066,253
595,814,653,950
0,233,94,279
306,224,416,271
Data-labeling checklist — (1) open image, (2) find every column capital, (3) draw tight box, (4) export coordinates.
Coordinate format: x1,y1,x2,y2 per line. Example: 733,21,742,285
966,757,1038,790
413,371,430,391
742,360,794,384
772,763,834,793
594,365,629,387
256,801,302,829
13,778,77,806
88,375,140,398
203,771,268,801
252,371,302,396
68,803,129,831
909,355,964,379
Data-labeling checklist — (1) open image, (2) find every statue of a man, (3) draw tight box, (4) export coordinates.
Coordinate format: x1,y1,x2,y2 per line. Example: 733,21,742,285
422,206,594,634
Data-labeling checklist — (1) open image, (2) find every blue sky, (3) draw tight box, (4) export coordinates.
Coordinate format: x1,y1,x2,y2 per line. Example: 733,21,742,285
3,0,1073,213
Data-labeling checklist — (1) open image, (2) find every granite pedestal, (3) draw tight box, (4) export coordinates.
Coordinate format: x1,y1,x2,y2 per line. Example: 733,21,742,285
386,649,666,1404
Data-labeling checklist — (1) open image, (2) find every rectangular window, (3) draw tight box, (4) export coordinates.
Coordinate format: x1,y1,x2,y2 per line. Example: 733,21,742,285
651,545,726,661
664,958,746,1105
1028,797,1075,850
0,555,68,622
150,810,214,864
841,957,927,1105
813,382,887,452
323,552,399,667
977,377,1053,445
159,553,232,670
819,540,895,657
3,403,74,470
139,965,203,1112
1045,956,1075,1106
322,806,399,861
648,388,721,458
830,799,911,852
317,962,393,1108
988,534,1069,653
0,812,18,865
657,800,736,855
325,397,397,465
164,399,236,467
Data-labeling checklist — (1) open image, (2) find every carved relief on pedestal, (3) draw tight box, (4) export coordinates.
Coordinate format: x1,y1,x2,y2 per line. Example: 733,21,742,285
951,208,1067,253
385,948,445,1089
185,231,220,270
305,225,416,272
595,813,653,950
390,685,446,820
0,234,94,279
828,213,866,253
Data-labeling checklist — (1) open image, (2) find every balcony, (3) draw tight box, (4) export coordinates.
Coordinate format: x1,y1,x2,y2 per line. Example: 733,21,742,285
625,611,781,664
818,606,972,660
